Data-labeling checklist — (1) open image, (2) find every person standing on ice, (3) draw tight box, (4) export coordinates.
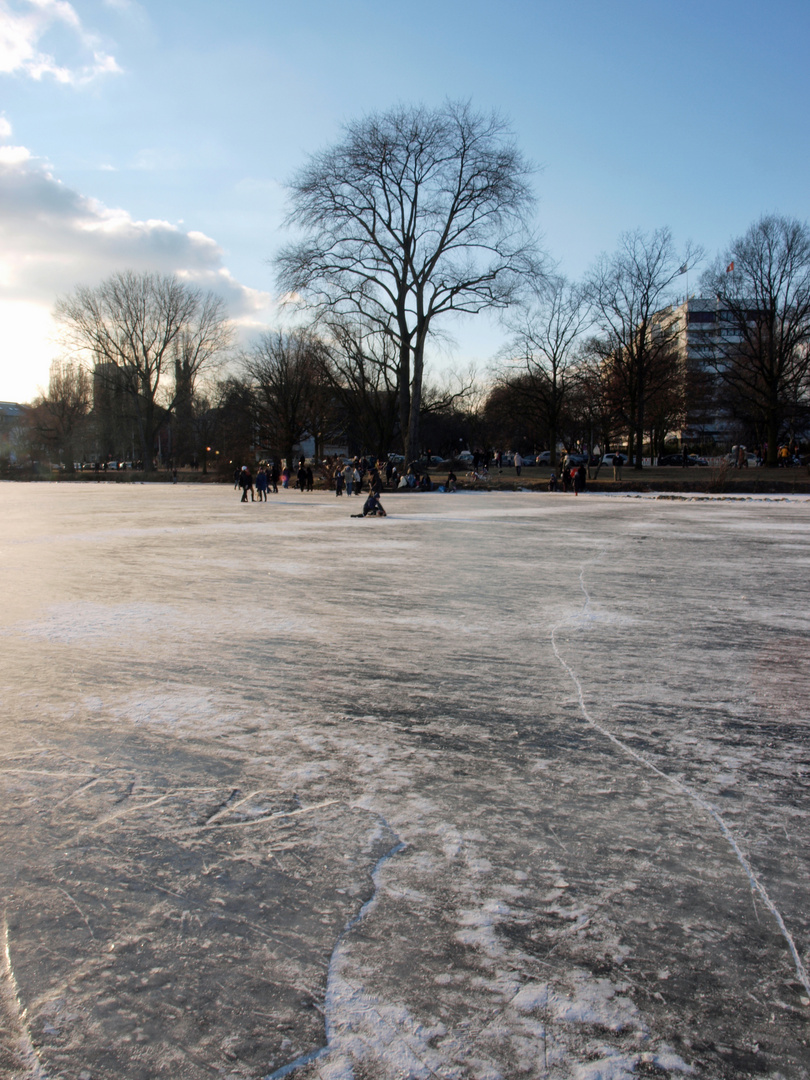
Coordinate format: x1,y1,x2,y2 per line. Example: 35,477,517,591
255,467,268,501
239,466,254,502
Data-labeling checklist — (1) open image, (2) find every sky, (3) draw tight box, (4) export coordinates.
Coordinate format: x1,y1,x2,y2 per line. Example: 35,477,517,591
1,0,808,403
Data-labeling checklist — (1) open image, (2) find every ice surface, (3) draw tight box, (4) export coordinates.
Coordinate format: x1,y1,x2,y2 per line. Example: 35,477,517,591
0,483,809,1079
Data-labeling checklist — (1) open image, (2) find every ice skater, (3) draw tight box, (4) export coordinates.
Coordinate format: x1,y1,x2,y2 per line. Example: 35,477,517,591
351,492,387,517
239,466,254,502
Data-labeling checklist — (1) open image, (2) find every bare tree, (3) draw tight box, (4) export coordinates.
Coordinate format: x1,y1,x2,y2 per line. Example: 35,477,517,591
500,276,590,466
54,271,231,471
701,215,810,465
171,297,233,465
242,329,329,467
586,228,701,468
32,359,91,471
275,100,540,464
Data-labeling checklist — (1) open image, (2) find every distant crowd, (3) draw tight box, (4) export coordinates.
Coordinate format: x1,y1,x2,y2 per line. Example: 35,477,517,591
231,438,807,506
232,448,604,504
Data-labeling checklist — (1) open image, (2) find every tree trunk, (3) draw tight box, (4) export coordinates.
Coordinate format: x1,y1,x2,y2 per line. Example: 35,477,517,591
134,411,152,471
634,365,645,470
406,342,424,465
766,389,779,467
398,341,411,460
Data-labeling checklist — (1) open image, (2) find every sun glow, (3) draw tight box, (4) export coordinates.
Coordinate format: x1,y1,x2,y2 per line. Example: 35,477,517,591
0,300,59,402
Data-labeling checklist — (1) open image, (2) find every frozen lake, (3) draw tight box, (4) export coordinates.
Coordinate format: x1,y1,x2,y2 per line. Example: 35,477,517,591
1,483,808,1080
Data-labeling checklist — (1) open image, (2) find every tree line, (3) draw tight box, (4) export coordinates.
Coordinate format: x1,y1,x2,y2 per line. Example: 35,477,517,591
19,102,810,473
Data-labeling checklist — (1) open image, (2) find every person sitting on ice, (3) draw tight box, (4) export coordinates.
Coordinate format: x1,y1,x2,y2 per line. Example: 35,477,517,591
352,492,387,517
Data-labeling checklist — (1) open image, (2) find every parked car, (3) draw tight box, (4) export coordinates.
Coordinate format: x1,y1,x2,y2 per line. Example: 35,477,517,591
725,451,759,468
535,451,551,465
600,453,625,468
561,452,588,467
658,453,708,467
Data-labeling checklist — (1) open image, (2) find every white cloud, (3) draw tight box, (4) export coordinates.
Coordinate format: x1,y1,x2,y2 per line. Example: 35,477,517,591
0,149,269,307
0,143,30,164
0,145,275,401
0,0,120,84
0,115,12,138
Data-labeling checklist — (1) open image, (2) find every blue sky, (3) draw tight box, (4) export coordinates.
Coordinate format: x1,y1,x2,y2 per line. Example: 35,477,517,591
1,0,808,401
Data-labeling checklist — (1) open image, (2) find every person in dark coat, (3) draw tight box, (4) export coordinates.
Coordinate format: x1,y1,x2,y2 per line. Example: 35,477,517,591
574,464,586,496
352,492,387,517
239,466,254,502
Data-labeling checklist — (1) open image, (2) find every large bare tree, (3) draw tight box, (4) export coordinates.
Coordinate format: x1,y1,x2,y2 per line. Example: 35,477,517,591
275,101,539,463
586,228,701,469
55,271,231,470
701,215,810,465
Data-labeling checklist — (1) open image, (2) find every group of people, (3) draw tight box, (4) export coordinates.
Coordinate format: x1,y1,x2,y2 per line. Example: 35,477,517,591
236,446,619,507
547,463,589,494
774,442,802,467
235,460,317,502
325,456,390,516
334,457,387,497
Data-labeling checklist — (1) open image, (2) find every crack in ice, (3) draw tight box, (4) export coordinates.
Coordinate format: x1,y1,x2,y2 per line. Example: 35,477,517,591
550,552,810,999
264,819,406,1080
1,918,48,1080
